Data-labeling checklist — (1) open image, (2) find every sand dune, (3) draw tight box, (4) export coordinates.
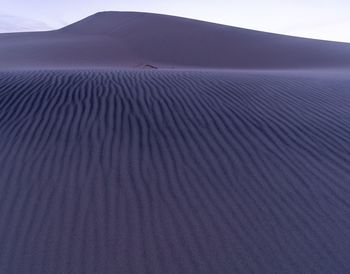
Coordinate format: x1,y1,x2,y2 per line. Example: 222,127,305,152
1,11,350,274
1,11,350,69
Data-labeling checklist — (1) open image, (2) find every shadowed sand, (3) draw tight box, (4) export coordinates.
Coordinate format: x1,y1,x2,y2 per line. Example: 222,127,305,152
1,12,350,274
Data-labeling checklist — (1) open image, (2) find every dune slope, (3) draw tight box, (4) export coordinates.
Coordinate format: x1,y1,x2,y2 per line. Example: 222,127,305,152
0,70,350,273
1,11,350,69
1,11,350,274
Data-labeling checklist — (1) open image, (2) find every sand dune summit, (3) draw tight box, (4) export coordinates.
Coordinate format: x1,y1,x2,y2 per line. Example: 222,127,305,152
0,11,350,274
1,11,350,69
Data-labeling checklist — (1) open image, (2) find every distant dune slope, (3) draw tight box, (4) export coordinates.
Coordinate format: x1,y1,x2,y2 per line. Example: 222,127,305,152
0,14,52,33
1,11,350,69
0,70,350,273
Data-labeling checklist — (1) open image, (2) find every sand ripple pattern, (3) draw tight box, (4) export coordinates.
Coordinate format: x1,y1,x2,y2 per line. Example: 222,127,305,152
0,70,350,273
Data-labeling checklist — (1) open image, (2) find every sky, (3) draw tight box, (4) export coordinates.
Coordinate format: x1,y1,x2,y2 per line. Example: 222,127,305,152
1,0,350,42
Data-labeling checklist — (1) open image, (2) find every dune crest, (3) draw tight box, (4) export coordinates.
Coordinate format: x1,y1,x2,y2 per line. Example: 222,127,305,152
1,11,350,69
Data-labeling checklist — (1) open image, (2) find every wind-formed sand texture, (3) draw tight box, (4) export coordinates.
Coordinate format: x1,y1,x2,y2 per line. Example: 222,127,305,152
1,11,350,274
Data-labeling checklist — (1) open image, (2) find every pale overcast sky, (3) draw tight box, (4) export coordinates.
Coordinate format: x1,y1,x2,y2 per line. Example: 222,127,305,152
1,0,350,42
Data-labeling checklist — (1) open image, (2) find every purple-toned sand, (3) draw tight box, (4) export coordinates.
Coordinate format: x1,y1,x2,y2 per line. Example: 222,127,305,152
1,11,350,274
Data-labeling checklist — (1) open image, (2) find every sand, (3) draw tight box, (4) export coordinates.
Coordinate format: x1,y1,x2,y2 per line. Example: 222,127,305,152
0,12,350,274
1,11,350,69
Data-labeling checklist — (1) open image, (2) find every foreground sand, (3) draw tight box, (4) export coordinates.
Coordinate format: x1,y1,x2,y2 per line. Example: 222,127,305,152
0,69,350,273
